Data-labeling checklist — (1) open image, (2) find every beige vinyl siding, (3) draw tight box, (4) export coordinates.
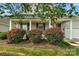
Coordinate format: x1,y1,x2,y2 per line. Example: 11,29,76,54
0,19,9,32
0,24,9,32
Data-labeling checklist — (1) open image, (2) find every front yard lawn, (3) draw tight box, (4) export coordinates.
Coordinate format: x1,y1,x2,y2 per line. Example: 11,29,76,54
0,45,79,56
0,39,78,56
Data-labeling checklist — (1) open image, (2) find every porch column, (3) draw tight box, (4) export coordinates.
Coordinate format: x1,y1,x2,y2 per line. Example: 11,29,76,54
9,19,12,31
49,20,52,28
29,20,32,30
70,20,72,39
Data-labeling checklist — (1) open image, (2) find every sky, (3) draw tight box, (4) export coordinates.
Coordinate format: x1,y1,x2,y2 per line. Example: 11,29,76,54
73,4,79,11
66,3,79,11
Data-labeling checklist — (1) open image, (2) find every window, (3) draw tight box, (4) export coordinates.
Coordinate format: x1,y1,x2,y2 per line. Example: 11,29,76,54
57,23,61,28
36,23,45,30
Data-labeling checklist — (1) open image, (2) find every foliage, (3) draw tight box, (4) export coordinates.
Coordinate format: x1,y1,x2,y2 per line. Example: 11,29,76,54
58,41,71,48
0,3,78,19
3,3,32,29
0,3,78,24
67,3,79,17
21,3,32,13
7,28,26,43
0,4,6,17
29,29,43,43
0,32,7,39
44,27,64,45
35,3,66,23
35,3,79,24
3,3,32,18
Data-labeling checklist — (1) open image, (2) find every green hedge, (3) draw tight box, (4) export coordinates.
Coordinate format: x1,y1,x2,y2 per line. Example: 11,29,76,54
29,29,43,43
0,32,7,40
7,28,26,43
44,27,64,45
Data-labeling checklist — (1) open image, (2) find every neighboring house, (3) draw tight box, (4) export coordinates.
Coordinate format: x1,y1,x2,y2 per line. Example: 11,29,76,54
0,16,79,39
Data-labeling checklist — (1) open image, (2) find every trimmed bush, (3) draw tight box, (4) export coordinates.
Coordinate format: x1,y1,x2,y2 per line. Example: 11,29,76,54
29,29,43,43
58,41,71,48
44,27,64,45
7,28,26,43
0,32,7,40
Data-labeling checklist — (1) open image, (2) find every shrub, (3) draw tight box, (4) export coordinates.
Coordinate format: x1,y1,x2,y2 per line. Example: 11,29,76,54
7,28,26,43
58,41,71,48
29,29,43,43
0,32,7,40
44,27,64,45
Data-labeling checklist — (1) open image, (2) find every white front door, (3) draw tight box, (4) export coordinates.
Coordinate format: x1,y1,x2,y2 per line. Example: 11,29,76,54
22,24,28,30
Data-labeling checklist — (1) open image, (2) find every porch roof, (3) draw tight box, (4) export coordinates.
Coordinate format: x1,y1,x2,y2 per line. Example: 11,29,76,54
10,17,71,23
1,16,79,23
11,18,49,23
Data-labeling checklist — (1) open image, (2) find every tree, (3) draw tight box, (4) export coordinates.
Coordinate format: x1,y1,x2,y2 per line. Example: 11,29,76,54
0,4,6,18
67,3,79,17
34,3,79,27
35,3,66,23
20,3,32,13
3,3,32,29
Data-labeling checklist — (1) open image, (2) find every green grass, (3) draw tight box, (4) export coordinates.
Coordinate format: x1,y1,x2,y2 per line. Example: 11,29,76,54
0,32,6,39
0,46,79,56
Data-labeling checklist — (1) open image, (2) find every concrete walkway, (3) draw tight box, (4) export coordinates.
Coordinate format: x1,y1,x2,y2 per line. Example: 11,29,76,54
64,38,79,47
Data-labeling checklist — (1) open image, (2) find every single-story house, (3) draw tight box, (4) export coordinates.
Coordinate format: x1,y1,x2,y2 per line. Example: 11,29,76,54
0,16,79,39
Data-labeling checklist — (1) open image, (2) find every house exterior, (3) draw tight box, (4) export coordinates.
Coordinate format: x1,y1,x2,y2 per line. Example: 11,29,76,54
0,16,79,40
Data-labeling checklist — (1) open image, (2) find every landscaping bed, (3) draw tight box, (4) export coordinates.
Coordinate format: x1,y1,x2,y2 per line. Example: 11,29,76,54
0,40,63,49
0,39,77,56
0,28,76,56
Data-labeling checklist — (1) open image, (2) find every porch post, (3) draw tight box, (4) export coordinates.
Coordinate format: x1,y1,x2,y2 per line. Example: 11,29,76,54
70,20,72,39
29,20,32,30
9,19,12,31
49,20,52,28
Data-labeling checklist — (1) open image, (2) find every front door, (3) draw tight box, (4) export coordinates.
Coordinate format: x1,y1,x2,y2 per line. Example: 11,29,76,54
22,23,29,30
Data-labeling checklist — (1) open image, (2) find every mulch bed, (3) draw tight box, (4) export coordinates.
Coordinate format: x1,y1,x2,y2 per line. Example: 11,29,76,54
0,39,61,49
0,39,74,49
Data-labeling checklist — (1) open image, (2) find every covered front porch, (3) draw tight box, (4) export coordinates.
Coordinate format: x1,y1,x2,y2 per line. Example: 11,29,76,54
9,19,54,31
